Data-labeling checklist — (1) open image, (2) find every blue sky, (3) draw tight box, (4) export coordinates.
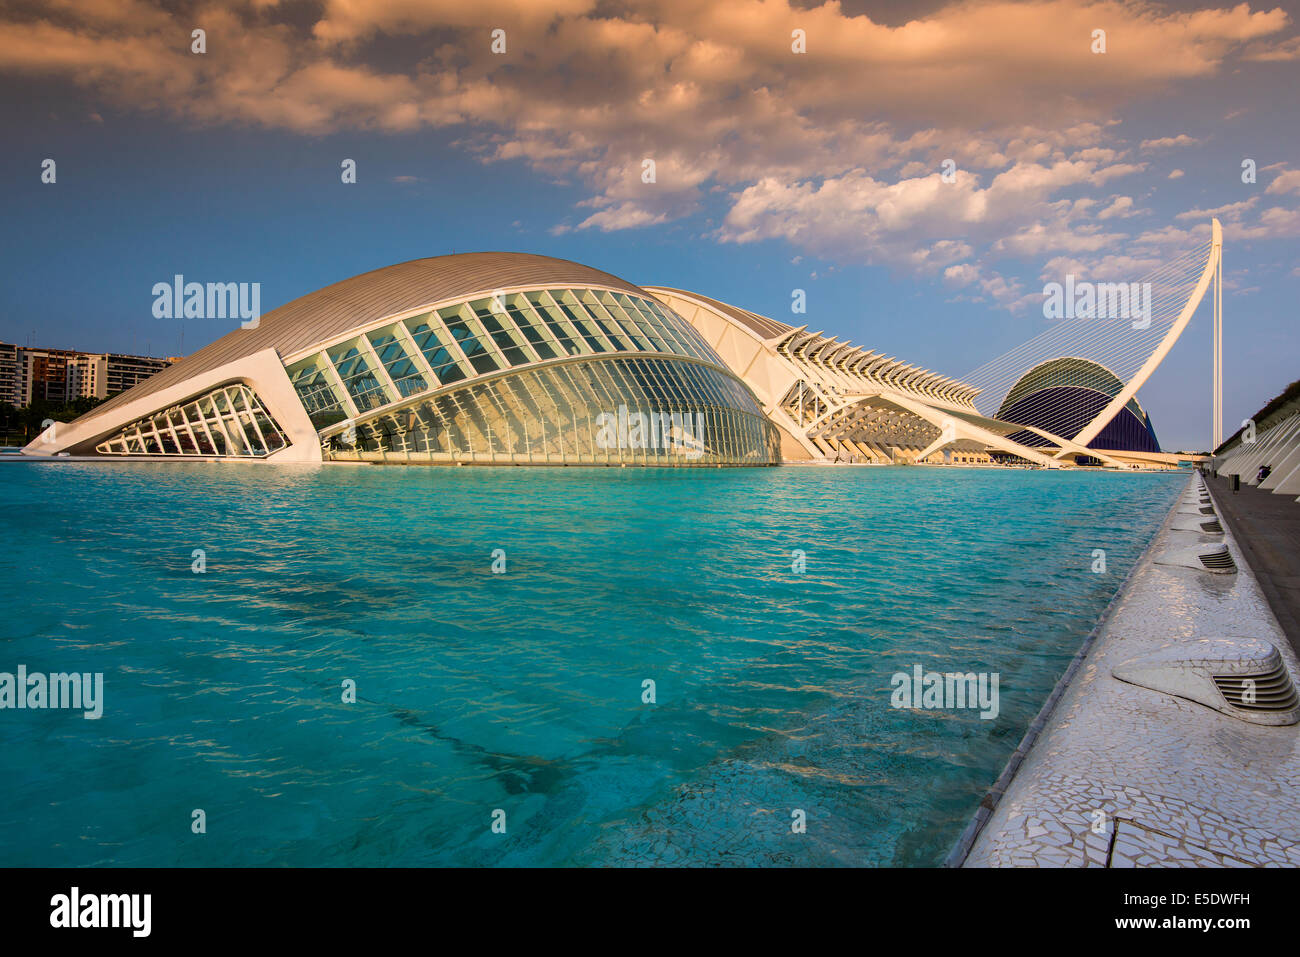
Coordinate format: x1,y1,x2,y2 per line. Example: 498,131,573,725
2,0,1298,452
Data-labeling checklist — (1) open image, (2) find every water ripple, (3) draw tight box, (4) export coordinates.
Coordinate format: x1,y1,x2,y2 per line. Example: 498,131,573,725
0,462,1182,866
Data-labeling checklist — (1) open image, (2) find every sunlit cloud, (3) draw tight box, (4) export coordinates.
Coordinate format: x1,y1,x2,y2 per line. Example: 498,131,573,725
3,0,1297,305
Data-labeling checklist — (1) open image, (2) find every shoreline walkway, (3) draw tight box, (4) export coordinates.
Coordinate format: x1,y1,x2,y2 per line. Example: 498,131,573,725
956,474,1300,867
1206,472,1300,657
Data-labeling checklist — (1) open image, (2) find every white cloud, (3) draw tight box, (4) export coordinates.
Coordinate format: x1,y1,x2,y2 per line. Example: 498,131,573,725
1097,195,1139,219
2,0,1297,310
944,263,981,286
1140,134,1199,151
1266,169,1300,195
1176,198,1259,221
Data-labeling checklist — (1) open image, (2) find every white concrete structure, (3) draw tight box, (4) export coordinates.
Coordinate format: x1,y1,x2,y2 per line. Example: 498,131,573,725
1072,220,1223,451
23,240,1224,471
1213,395,1300,499
1113,637,1298,726
959,220,1223,467
23,254,780,467
962,473,1300,867
647,286,1189,468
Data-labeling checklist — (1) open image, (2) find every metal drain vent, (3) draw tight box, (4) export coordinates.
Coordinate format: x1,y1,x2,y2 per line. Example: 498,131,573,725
1213,664,1300,713
1198,547,1236,572
1113,638,1300,726
1200,520,1224,534
1199,505,1216,515
1153,544,1238,575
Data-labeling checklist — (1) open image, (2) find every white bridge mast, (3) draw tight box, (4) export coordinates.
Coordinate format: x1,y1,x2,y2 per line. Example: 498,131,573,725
1212,220,1223,450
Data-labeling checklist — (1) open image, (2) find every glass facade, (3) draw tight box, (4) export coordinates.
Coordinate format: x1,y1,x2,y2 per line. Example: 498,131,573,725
327,338,388,413
286,354,348,430
997,357,1159,453
95,383,288,457
279,286,779,466
324,355,779,466
999,357,1127,413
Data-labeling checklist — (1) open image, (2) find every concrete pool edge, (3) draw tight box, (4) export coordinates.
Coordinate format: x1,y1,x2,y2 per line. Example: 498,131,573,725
941,475,1182,868
956,472,1300,868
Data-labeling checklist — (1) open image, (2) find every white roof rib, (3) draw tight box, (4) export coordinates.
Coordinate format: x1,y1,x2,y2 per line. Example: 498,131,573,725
638,289,984,403
69,252,651,432
811,336,839,362
792,332,823,358
772,324,807,348
864,355,896,378
851,350,879,372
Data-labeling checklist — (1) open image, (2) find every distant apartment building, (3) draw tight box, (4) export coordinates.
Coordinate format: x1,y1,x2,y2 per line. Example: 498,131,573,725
0,343,17,406
0,342,177,407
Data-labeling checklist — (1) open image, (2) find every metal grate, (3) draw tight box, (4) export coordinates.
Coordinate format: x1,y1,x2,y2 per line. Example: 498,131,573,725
1200,520,1224,534
1198,547,1236,571
1199,505,1216,515
1214,665,1300,712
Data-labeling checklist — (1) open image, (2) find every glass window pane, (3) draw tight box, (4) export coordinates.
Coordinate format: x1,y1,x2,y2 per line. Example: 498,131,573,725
630,298,687,356
615,294,669,352
504,296,558,360
287,354,349,428
647,299,709,358
470,299,532,366
526,292,588,356
599,293,653,351
367,326,430,398
327,339,391,411
404,316,469,386
440,306,501,375
580,290,631,351
554,291,609,353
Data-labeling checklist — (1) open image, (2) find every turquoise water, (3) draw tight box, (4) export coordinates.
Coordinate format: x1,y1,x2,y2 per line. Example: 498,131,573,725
0,462,1183,866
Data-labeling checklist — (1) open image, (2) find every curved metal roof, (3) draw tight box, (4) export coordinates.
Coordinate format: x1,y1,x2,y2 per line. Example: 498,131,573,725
645,287,794,340
76,252,650,426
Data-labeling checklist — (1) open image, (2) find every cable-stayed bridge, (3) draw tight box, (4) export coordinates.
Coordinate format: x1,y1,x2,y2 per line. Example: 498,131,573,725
646,219,1222,469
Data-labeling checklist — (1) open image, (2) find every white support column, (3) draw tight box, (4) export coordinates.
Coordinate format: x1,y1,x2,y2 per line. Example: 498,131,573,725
1213,238,1223,449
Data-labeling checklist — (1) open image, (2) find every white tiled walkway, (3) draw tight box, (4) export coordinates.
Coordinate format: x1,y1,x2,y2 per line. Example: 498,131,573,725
965,475,1300,867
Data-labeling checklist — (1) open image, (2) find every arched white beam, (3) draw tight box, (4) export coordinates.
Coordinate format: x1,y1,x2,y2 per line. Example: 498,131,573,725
932,406,1125,465
861,392,1061,467
1070,218,1222,449
1014,424,1126,467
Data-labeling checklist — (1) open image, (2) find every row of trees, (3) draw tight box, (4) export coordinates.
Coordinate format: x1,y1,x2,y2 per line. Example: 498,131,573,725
0,395,110,446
